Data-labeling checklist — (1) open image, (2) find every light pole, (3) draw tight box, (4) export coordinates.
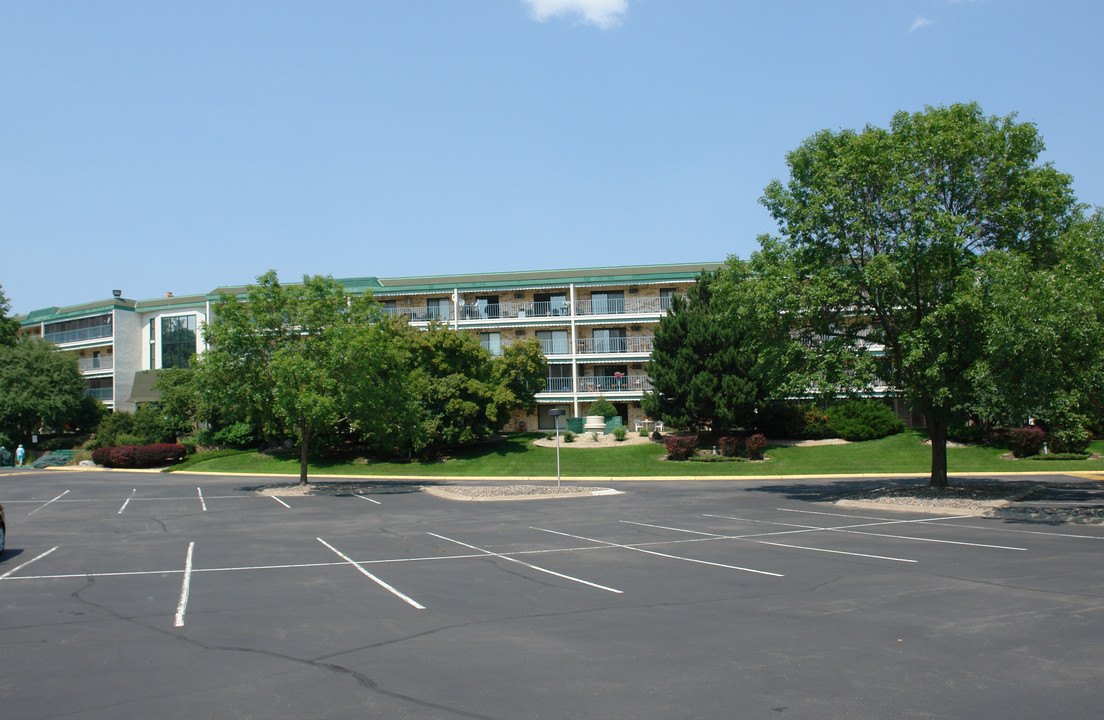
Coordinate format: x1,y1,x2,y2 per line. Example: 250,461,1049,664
548,409,565,488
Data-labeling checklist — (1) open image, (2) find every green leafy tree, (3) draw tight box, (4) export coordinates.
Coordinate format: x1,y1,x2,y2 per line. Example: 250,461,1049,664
0,285,19,348
391,325,545,458
197,271,410,485
644,264,798,432
0,337,88,445
760,102,1078,486
971,209,1104,441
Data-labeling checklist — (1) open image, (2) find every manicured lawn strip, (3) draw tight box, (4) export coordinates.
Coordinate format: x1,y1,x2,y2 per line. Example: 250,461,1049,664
176,431,1104,477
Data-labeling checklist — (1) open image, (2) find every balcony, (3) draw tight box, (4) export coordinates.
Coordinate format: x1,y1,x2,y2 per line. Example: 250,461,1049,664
538,374,653,395
85,387,113,402
44,325,112,345
78,356,113,373
576,336,654,355
574,296,676,316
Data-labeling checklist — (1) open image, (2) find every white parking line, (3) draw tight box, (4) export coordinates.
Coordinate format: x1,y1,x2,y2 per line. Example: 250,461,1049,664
27,490,70,516
622,520,918,563
534,527,784,577
354,494,381,505
0,546,59,580
778,507,1104,541
429,532,624,594
118,489,136,514
317,537,425,609
174,542,195,627
197,487,207,512
270,496,291,509
705,514,1027,551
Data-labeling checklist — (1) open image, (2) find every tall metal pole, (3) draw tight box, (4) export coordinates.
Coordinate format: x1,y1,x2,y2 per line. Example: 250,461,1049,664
554,414,561,488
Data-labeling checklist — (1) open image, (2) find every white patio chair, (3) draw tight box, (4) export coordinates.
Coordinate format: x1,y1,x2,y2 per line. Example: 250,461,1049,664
634,420,643,432
653,421,664,433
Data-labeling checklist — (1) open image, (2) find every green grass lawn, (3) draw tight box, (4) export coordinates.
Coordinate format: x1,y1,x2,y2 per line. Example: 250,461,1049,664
174,430,1104,478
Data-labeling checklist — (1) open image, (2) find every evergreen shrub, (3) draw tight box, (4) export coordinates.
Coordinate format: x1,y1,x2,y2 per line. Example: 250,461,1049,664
827,400,904,441
589,397,618,418
1049,426,1091,454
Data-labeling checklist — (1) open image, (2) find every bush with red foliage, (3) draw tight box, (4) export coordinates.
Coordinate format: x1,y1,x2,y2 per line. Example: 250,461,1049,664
746,433,768,460
1008,426,1046,458
94,443,187,468
718,436,742,457
664,434,699,461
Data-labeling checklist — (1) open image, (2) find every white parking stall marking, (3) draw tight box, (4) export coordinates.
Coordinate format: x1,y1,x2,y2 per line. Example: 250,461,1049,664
428,532,624,594
118,489,137,514
705,514,1028,552
270,496,291,509
778,507,1104,541
354,494,381,505
317,538,425,609
534,527,784,578
27,490,70,516
0,546,59,581
621,520,919,564
197,487,207,512
174,542,195,627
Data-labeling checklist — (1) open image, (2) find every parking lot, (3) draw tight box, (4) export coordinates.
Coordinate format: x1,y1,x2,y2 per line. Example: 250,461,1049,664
2,469,1103,719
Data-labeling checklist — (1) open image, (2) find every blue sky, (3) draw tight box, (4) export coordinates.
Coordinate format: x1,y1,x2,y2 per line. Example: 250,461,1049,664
3,0,1101,314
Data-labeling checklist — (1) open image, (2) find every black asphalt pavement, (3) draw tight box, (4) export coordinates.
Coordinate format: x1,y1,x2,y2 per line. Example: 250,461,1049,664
1,469,1103,719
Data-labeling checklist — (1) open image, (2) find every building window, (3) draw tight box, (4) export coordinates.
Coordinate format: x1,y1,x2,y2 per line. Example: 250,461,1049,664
161,315,197,369
538,405,571,430
425,298,450,320
536,330,569,355
591,291,624,315
86,376,113,402
593,328,626,353
533,292,568,316
479,332,502,356
44,314,112,344
660,288,677,311
473,295,499,319
546,364,573,392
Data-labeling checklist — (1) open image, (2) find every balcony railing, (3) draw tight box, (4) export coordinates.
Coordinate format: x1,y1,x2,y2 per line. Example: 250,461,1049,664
380,296,679,323
543,377,574,393
576,336,654,355
574,296,676,316
85,387,113,402
537,374,653,394
78,356,113,372
45,325,113,345
538,338,572,356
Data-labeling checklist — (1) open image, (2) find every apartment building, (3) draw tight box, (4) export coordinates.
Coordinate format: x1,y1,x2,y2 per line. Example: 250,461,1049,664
17,263,721,428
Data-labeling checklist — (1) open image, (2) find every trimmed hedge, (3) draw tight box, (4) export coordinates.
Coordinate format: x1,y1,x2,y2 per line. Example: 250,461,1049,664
827,400,904,442
718,436,742,457
664,434,699,461
93,443,188,469
746,433,767,460
1008,427,1046,458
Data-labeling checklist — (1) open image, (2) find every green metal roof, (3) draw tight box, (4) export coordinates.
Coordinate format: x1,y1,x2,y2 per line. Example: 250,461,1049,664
26,262,722,318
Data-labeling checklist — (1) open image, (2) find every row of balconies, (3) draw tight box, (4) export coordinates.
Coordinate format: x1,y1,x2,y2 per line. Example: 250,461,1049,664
382,295,677,323
481,335,655,356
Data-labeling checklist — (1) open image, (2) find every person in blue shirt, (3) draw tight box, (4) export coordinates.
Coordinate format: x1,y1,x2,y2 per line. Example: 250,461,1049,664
15,444,25,466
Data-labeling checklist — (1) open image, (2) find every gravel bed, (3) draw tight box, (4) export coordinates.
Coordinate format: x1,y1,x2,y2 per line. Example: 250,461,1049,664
431,484,605,498
839,481,1104,523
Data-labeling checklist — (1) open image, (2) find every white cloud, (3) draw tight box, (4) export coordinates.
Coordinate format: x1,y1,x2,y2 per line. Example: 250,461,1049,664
523,0,628,29
909,16,934,33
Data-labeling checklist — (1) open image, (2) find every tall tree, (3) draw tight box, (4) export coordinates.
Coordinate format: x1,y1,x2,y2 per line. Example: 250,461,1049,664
0,285,19,347
197,271,409,485
644,264,798,432
760,103,1078,486
0,337,88,445
970,209,1104,445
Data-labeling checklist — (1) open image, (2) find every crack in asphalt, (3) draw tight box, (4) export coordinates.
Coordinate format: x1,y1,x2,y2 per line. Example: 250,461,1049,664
66,577,503,720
